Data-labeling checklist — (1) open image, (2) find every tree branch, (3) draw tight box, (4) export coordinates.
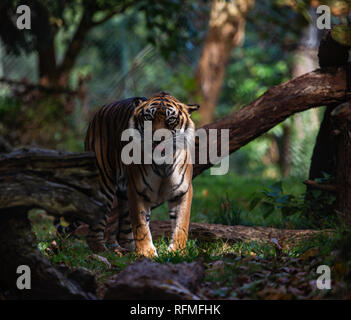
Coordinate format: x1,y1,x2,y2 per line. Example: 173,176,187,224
58,2,134,82
193,65,350,178
91,4,131,27
57,9,95,83
303,180,337,192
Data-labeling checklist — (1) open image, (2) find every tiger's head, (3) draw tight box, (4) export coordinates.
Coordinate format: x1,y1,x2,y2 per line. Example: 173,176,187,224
130,92,199,149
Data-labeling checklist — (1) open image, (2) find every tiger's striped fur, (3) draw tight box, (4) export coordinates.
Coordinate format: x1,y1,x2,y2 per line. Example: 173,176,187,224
85,92,199,257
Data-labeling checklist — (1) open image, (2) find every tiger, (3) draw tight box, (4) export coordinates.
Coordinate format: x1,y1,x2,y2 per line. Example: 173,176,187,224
84,92,199,257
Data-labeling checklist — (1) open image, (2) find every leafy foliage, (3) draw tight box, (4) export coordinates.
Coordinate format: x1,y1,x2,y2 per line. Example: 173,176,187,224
249,179,337,229
0,0,200,58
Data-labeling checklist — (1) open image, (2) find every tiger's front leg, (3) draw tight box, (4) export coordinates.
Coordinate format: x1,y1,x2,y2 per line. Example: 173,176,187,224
167,184,193,253
127,186,157,258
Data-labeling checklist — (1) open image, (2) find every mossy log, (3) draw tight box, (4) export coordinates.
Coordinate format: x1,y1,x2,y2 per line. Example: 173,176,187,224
0,148,107,299
150,220,332,248
0,148,108,225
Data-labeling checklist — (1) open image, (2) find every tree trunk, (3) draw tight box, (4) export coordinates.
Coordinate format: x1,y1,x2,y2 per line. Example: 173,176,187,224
281,6,324,177
303,105,338,226
332,102,351,225
308,105,338,182
195,0,255,126
36,5,95,88
38,37,58,86
55,10,95,87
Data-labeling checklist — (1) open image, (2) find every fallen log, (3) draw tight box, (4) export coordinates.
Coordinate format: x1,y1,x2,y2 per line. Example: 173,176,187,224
0,147,108,225
0,148,107,299
150,220,332,248
0,208,96,299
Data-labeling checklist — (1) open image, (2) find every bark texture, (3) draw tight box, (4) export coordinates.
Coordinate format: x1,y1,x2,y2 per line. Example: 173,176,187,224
0,148,108,225
307,105,338,182
0,148,109,298
150,220,331,248
332,101,351,225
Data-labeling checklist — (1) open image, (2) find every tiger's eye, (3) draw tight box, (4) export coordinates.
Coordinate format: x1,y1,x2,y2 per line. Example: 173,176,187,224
167,117,177,124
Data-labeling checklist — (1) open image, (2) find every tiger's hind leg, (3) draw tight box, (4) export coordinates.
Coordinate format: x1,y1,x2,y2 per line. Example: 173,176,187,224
86,215,108,253
104,195,120,249
117,194,136,251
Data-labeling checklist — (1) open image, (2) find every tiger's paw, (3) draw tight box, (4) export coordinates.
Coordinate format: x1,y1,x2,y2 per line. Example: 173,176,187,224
119,239,136,251
87,241,108,253
136,245,158,258
167,243,186,255
106,241,131,256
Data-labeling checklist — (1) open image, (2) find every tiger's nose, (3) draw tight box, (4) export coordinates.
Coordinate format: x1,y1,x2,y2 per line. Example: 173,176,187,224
152,118,166,132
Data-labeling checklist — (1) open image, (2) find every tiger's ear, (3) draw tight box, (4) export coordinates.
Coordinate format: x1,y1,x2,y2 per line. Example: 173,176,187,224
186,104,200,114
135,97,147,106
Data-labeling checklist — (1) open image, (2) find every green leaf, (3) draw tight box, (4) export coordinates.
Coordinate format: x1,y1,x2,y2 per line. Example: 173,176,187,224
276,195,292,204
270,181,283,193
331,25,351,47
281,206,296,217
259,201,275,218
311,190,322,199
249,197,261,211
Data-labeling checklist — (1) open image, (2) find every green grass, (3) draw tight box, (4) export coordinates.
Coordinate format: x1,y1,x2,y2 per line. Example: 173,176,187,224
29,210,351,299
28,173,328,278
27,173,351,299
152,172,307,228
29,207,334,278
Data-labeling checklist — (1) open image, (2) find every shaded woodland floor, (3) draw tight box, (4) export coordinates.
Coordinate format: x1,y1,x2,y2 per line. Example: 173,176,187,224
29,208,351,300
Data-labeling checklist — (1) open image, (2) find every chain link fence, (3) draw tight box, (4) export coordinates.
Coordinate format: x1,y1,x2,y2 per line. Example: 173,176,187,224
0,36,196,113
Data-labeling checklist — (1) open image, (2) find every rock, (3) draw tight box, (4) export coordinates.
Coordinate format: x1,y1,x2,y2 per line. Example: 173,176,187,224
87,254,112,269
57,265,97,296
104,259,205,300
